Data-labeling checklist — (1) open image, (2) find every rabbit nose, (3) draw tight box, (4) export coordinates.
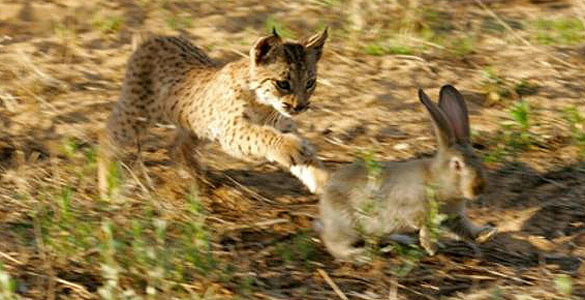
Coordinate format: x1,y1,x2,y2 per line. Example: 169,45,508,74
473,178,486,195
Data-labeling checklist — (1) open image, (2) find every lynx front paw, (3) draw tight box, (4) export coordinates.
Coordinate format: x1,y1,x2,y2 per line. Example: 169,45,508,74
273,133,315,167
290,164,329,194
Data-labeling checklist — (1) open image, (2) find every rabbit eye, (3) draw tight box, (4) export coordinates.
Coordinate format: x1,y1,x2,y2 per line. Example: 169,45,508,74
275,80,291,92
450,157,465,172
306,79,316,90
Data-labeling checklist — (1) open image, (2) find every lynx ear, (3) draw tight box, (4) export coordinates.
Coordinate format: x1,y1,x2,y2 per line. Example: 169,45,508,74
304,27,328,62
250,29,282,65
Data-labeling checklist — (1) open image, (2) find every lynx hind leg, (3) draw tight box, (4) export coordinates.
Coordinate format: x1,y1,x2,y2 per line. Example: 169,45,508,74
97,126,119,198
171,129,213,189
97,102,148,198
97,122,133,198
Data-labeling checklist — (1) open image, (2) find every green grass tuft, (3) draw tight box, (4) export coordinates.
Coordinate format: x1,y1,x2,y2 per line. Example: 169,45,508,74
265,16,295,39
275,231,317,270
92,16,124,34
483,101,535,162
554,274,573,296
533,18,585,45
166,14,193,31
0,262,19,300
313,0,341,7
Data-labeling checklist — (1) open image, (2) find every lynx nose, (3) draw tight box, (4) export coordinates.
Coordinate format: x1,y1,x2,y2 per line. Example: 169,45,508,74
293,103,308,112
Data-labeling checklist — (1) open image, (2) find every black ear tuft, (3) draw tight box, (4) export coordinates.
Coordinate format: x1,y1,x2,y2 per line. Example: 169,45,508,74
272,26,279,38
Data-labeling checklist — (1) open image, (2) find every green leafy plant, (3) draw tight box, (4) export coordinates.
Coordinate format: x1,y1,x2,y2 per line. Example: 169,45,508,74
275,231,316,269
484,101,535,162
385,184,446,277
554,274,573,296
106,161,123,199
425,184,448,244
508,100,533,148
181,190,217,274
352,150,385,259
386,243,424,277
98,221,141,300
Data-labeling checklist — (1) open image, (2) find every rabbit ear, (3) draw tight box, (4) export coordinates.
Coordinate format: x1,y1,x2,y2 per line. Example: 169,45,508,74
418,88,455,149
438,85,470,144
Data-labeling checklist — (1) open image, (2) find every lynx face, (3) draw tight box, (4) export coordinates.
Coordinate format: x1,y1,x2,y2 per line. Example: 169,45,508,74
249,29,328,117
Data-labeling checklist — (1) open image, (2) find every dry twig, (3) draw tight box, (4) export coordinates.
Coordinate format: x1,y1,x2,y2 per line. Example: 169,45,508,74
317,268,349,300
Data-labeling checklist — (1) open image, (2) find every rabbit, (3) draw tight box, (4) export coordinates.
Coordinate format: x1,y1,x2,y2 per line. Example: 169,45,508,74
318,85,498,262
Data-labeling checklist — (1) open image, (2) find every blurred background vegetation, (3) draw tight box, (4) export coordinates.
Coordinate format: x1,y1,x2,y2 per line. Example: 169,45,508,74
1,0,585,299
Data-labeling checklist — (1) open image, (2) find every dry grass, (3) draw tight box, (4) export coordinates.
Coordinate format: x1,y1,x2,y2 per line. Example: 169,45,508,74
1,0,585,299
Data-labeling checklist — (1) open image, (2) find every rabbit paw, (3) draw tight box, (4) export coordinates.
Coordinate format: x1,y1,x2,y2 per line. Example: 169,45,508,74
474,225,498,244
347,248,371,266
420,239,438,256
419,226,438,256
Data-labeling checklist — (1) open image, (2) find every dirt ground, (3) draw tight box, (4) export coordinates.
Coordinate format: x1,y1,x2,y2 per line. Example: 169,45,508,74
1,0,585,299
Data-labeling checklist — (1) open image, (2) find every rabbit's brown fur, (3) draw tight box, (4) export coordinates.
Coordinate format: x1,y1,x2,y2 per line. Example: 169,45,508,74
319,85,497,262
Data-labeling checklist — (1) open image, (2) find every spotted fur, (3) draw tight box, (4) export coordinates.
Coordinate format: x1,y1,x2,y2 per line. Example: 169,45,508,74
97,30,329,196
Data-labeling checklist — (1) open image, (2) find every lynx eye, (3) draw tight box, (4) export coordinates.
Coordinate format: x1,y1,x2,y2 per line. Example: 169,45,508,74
275,80,291,92
306,79,316,90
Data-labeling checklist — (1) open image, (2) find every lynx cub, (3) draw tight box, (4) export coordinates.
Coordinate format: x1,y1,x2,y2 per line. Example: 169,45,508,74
98,29,330,196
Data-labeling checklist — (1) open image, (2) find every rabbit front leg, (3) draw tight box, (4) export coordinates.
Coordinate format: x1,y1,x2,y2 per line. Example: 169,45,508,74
419,225,438,256
444,213,497,243
441,201,497,243
321,227,368,263
320,200,369,263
